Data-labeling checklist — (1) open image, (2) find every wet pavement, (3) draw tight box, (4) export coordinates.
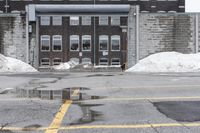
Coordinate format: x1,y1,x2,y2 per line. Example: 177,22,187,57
1,72,200,132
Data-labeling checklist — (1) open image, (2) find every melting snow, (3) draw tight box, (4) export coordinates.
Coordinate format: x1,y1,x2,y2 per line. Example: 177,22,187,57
126,52,200,72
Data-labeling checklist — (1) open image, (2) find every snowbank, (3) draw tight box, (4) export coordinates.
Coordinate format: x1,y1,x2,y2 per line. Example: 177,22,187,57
53,60,79,70
126,52,200,72
0,54,37,72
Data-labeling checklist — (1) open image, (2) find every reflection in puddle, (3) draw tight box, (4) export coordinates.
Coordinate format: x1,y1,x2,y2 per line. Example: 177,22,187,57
70,103,103,125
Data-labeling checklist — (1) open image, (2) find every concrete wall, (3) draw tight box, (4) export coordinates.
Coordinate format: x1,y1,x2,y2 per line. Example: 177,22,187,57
128,12,199,68
0,14,27,62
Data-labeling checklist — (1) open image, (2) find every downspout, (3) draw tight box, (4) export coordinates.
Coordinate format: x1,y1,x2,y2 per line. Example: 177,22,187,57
196,14,199,53
136,5,140,63
93,0,96,65
25,5,29,64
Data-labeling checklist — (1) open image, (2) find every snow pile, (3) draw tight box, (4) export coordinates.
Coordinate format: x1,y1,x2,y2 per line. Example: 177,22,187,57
0,54,37,72
53,60,79,70
126,52,200,72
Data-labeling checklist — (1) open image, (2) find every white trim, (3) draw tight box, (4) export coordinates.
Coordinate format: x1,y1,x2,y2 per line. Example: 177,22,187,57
99,35,108,51
70,35,79,51
52,35,62,52
82,35,91,51
40,35,50,52
111,35,120,51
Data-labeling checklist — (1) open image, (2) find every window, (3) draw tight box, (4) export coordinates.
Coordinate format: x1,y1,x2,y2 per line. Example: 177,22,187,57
82,16,91,25
82,35,91,51
52,16,62,25
99,58,108,65
41,35,50,51
82,58,91,64
111,35,120,51
99,35,108,51
111,16,120,25
53,35,62,51
99,16,108,25
40,16,50,26
111,58,120,65
41,58,50,66
70,16,79,25
53,58,62,65
70,35,79,51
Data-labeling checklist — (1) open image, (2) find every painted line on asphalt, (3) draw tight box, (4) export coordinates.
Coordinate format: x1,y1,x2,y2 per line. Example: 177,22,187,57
45,89,79,133
59,123,200,130
2,122,200,131
79,96,200,103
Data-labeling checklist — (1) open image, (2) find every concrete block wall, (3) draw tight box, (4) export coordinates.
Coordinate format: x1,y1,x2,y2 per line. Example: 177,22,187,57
139,14,175,59
0,14,26,62
174,14,195,53
128,12,199,68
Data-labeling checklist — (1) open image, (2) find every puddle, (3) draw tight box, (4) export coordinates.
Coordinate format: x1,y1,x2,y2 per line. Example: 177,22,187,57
0,130,14,133
86,74,114,77
70,103,104,125
17,87,105,102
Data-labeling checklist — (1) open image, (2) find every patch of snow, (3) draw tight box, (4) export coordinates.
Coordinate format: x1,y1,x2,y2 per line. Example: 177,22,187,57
0,54,37,73
53,60,79,70
126,52,200,72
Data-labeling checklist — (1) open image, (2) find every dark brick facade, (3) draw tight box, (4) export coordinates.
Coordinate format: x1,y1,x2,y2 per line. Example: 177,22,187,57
0,0,185,13
38,16,128,66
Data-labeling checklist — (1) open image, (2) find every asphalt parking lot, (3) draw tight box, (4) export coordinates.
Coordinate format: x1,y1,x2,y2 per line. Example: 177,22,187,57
1,72,200,133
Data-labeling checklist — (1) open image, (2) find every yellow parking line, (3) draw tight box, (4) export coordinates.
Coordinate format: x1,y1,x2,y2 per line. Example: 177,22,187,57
45,89,79,133
2,122,200,131
59,123,200,130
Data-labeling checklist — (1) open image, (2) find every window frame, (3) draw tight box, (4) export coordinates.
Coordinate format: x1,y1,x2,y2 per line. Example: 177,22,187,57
111,35,120,51
82,35,91,51
52,35,62,52
70,35,79,51
99,35,108,51
40,16,50,26
53,58,62,66
52,16,62,26
70,16,79,26
41,35,50,52
41,58,50,66
82,16,91,26
99,16,108,25
111,16,120,26
99,58,108,66
111,58,120,66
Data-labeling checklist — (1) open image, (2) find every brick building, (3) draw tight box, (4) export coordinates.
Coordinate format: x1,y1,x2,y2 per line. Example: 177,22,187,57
0,0,185,68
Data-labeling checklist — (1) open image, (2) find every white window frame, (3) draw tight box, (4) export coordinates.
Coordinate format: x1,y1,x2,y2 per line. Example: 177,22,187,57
111,16,120,26
82,58,91,64
111,35,120,51
52,35,62,51
111,58,120,66
41,58,50,66
82,16,91,25
41,35,50,51
99,16,108,25
99,58,108,66
53,58,62,65
82,35,91,51
40,16,50,26
70,35,79,51
99,35,108,51
70,16,79,26
52,16,62,26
